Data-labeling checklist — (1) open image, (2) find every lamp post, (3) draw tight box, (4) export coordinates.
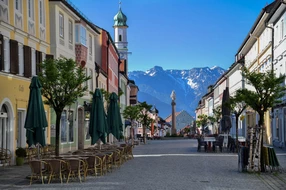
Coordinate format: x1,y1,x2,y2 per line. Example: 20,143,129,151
170,90,177,135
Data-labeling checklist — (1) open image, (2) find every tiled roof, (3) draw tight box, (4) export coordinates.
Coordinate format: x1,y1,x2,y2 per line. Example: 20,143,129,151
165,111,182,122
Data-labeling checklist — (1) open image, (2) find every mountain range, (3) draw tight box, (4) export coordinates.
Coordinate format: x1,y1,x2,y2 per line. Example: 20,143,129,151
128,66,226,119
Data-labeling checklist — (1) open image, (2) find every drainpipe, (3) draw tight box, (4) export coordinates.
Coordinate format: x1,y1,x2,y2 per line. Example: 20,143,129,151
95,61,99,88
106,39,110,93
118,58,121,103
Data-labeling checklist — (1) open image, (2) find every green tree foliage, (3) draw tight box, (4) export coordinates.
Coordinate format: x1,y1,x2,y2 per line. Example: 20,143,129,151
38,58,90,156
183,127,190,134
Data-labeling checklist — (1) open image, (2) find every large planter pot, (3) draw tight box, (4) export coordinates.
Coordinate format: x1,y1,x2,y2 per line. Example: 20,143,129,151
16,157,24,166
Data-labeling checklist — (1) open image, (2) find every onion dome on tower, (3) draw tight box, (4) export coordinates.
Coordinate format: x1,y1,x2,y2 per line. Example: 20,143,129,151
113,7,128,27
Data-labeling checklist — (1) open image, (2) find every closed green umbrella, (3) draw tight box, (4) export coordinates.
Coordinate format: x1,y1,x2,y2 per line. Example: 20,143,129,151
107,92,123,140
89,89,107,145
24,76,48,147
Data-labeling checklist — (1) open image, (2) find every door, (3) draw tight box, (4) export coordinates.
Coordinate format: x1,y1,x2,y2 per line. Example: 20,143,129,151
77,108,84,149
0,106,8,150
17,110,25,147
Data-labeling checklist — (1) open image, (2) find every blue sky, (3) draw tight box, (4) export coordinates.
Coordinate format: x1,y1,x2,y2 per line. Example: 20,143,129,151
69,0,271,72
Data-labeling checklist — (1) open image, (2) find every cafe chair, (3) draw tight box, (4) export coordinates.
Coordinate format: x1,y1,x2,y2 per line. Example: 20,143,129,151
29,160,51,185
105,153,114,173
66,159,86,183
86,155,102,177
48,159,68,184
213,136,224,152
197,138,207,152
227,137,236,153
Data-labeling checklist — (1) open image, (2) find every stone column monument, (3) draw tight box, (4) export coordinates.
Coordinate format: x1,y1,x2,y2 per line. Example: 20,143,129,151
170,90,177,135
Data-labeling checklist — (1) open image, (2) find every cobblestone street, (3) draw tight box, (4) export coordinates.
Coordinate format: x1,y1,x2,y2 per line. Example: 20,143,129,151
1,139,286,190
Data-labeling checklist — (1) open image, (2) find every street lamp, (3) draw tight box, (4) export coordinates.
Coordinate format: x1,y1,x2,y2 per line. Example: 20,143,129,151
83,101,91,112
94,62,100,88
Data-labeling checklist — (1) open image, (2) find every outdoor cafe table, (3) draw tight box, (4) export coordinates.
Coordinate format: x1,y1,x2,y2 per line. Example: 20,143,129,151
233,136,246,146
203,137,216,152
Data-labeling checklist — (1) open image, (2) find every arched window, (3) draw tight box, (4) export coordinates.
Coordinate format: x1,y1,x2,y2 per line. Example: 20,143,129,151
119,35,122,42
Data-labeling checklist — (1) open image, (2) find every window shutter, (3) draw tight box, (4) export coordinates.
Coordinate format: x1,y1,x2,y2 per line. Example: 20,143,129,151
24,45,32,77
36,50,42,75
0,34,4,71
10,39,19,74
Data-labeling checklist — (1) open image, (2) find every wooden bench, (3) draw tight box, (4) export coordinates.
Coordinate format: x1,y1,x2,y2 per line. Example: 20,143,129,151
0,148,12,167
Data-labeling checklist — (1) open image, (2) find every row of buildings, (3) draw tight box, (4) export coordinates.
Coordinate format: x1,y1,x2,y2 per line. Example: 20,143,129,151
0,0,140,163
196,0,286,147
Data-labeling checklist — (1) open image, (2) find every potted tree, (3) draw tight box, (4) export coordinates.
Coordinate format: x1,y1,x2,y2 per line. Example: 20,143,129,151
15,147,27,166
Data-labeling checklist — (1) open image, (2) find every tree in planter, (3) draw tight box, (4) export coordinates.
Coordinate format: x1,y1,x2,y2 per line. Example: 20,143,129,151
226,94,247,153
38,58,90,156
123,105,140,145
15,147,27,166
137,102,154,144
236,68,286,172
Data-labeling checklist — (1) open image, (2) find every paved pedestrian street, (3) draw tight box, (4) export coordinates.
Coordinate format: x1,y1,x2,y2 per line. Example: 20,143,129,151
1,139,286,190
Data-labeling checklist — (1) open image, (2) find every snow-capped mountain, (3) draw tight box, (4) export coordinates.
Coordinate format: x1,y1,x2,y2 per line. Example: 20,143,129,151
128,66,225,119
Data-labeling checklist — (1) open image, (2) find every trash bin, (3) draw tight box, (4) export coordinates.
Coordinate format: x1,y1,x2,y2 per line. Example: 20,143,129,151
238,146,249,172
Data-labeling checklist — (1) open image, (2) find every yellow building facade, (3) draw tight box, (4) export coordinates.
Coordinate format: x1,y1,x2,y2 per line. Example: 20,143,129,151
0,0,51,164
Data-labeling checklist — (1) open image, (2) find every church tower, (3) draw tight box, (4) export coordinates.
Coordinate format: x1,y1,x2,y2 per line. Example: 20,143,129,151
113,2,128,61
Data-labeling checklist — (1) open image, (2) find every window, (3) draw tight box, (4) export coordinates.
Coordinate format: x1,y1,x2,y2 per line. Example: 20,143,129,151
15,0,22,13
61,110,67,143
68,20,73,43
68,110,74,142
28,0,34,20
85,119,90,140
39,0,44,25
89,68,93,91
75,25,79,43
59,13,64,38
60,109,74,143
80,26,86,45
4,37,10,72
89,35,92,55
119,35,122,42
275,25,279,46
281,19,284,40
17,111,25,147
